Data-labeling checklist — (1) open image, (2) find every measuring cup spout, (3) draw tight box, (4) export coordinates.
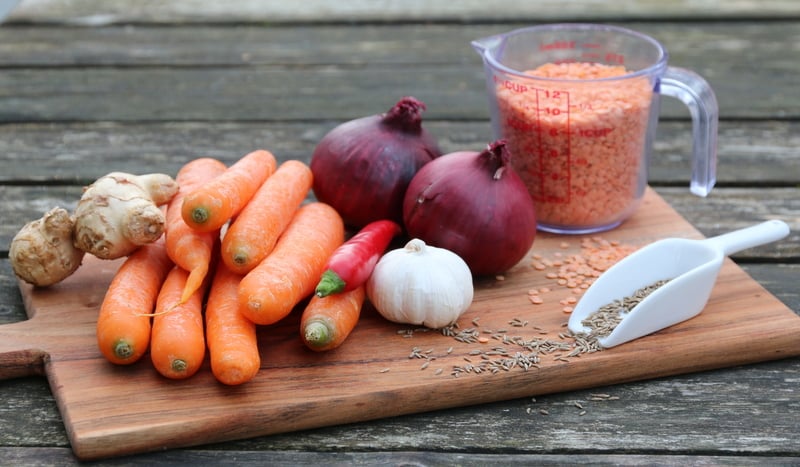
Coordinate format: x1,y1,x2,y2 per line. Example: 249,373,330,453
704,219,790,256
471,33,504,58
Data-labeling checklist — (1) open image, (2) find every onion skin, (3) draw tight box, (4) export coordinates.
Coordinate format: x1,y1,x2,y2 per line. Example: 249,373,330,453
310,96,441,228
402,140,537,276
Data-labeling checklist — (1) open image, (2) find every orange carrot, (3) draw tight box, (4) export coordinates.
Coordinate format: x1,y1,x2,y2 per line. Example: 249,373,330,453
300,285,365,351
150,265,209,379
238,202,345,325
96,237,173,365
181,149,277,233
206,261,260,385
166,157,227,304
221,160,313,275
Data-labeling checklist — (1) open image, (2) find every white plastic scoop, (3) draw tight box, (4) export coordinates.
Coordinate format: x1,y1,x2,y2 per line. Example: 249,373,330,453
568,220,791,348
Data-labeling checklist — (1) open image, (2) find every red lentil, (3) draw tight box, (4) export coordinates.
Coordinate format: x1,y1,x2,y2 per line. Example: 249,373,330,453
495,62,653,230
529,236,638,304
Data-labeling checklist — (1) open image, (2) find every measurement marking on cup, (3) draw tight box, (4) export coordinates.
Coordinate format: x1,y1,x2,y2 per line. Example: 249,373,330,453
534,87,571,204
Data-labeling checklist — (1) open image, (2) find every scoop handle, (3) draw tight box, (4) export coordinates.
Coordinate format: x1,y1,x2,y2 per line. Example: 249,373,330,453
704,219,790,256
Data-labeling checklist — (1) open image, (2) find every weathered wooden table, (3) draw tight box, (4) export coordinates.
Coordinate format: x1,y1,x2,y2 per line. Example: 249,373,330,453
1,1,798,465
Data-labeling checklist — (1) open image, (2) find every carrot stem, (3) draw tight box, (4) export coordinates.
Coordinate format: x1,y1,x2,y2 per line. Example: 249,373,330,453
303,321,332,348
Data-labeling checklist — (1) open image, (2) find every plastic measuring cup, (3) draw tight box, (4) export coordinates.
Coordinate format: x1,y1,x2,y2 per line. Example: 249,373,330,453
472,24,718,234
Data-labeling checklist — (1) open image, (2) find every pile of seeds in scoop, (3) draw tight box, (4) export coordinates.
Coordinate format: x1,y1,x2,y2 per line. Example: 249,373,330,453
576,278,671,340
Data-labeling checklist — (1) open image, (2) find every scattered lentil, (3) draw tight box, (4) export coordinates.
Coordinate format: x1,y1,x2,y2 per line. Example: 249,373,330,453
526,236,638,308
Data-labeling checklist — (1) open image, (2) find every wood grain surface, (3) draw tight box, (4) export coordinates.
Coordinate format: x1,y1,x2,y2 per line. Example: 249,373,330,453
5,188,799,461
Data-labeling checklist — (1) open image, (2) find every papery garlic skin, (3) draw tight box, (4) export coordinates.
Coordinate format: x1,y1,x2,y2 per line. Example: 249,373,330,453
367,238,473,329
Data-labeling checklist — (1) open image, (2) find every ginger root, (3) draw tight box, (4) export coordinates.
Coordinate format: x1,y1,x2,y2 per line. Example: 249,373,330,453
10,207,86,287
73,172,179,259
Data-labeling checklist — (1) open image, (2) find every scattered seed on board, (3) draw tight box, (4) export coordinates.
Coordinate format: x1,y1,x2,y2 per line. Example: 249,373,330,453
398,261,664,379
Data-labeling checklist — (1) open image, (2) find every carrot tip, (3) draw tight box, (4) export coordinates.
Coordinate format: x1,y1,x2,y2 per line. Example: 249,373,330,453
303,321,332,348
315,269,346,297
190,207,211,225
171,359,188,373
113,340,135,360
232,252,248,266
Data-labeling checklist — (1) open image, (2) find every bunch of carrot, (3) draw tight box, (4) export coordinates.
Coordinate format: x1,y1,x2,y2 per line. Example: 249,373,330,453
95,149,397,386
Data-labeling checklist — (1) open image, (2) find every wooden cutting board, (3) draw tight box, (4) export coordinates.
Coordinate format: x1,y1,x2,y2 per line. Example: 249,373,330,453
5,188,800,460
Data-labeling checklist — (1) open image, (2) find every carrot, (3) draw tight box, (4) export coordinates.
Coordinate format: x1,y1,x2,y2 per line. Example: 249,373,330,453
315,219,401,297
221,160,313,275
150,265,209,379
238,202,345,325
96,237,173,365
206,261,260,385
181,149,278,233
300,285,366,351
166,157,227,304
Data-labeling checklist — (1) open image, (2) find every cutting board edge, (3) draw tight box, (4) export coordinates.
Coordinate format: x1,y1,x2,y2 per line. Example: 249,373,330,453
66,349,800,461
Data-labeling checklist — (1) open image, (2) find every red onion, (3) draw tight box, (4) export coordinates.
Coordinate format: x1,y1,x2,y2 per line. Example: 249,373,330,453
310,96,441,228
402,140,537,276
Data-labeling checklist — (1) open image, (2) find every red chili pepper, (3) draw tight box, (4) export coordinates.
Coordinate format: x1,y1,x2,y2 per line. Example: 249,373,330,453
315,219,401,297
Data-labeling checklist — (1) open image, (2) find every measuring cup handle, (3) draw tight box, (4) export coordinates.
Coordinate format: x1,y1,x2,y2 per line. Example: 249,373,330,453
660,67,719,197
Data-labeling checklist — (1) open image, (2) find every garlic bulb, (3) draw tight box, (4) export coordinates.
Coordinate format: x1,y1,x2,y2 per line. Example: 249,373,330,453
366,238,474,328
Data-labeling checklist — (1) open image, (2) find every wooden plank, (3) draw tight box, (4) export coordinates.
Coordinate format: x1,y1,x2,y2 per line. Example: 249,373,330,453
7,0,800,24
0,65,793,121
0,23,794,69
5,189,800,460
1,121,798,185
0,23,798,121
2,447,800,467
